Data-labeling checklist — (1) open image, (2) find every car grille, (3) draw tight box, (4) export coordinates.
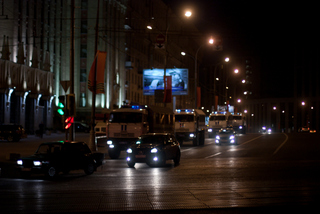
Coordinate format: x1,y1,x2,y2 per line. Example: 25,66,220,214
22,159,34,168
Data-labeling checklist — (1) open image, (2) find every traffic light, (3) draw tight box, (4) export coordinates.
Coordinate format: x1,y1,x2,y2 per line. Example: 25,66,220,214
64,116,74,129
67,94,76,117
57,96,65,116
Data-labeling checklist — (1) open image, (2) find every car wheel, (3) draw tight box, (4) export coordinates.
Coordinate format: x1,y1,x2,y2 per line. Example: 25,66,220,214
46,166,58,178
84,163,95,175
174,151,181,166
7,135,14,142
127,161,135,168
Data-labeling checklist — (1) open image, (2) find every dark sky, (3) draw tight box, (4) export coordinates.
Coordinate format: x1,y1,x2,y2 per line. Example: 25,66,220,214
166,0,320,98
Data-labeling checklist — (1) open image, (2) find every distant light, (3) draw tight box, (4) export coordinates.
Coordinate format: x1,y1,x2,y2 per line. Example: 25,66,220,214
225,57,230,62
185,11,192,17
147,25,152,30
237,99,241,103
181,51,186,56
302,101,305,106
273,106,276,110
209,38,214,44
244,110,247,113
242,79,246,83
216,78,219,81
234,69,239,74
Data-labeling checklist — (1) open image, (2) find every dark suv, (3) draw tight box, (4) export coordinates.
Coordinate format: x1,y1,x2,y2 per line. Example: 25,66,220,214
17,141,104,178
0,124,27,142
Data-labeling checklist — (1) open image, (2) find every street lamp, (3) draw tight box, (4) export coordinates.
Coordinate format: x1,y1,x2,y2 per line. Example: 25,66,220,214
225,68,239,108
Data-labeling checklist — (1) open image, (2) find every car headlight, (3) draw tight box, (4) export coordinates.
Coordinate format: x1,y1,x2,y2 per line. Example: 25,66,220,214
33,161,42,166
189,133,195,138
107,140,112,145
17,160,23,165
151,148,158,153
208,128,213,133
127,148,133,153
239,126,243,129
215,135,220,140
229,135,234,140
109,144,115,148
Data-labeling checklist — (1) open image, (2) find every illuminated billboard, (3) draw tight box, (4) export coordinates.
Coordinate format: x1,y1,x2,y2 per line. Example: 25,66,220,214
143,68,188,95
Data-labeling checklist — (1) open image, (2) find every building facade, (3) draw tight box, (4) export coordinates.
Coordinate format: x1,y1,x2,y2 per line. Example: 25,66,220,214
0,0,202,133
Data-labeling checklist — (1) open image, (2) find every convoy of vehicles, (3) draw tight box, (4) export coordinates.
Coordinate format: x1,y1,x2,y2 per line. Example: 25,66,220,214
207,112,229,138
126,133,181,167
208,112,246,137
174,109,206,146
106,105,174,159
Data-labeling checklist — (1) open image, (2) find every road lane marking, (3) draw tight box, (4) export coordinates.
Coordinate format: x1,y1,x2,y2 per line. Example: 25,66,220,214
273,133,288,155
205,152,222,159
239,135,263,146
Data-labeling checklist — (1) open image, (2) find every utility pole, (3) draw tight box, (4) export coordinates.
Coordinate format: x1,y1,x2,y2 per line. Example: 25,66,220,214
89,0,100,151
69,0,75,141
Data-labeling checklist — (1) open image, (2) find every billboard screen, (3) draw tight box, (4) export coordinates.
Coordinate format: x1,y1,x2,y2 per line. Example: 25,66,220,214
143,68,188,95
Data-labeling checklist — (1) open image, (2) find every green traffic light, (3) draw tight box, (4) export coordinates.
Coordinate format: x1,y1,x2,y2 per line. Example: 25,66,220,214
57,109,64,115
58,102,64,108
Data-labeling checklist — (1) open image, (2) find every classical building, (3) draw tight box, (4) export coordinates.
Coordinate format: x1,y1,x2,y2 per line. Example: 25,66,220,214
0,0,202,133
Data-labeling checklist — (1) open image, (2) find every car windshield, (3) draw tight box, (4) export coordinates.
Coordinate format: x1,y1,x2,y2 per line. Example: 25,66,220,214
109,112,142,123
175,114,194,122
137,136,166,145
219,129,233,135
209,116,226,121
36,144,62,154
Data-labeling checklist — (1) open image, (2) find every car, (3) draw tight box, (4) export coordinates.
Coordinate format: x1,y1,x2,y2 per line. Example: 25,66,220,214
126,133,181,167
215,126,238,145
299,126,310,133
16,141,104,178
261,126,272,134
0,124,27,142
74,122,90,133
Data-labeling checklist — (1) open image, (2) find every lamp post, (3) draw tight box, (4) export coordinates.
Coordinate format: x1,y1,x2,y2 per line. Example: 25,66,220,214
194,38,214,109
225,68,239,111
148,9,193,107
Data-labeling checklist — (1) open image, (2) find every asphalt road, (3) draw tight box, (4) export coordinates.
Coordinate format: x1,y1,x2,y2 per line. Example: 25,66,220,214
1,132,320,213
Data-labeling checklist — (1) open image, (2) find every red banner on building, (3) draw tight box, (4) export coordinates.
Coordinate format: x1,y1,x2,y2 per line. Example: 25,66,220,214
197,87,201,108
88,50,107,94
163,76,172,103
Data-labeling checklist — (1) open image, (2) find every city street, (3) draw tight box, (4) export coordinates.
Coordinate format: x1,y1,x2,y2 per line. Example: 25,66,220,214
1,132,320,213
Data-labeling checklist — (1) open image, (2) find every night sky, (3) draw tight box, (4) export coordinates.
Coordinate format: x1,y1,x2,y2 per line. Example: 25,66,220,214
165,0,320,98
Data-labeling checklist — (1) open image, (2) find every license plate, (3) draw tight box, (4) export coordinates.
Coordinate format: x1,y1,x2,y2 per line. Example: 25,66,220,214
21,168,31,171
135,155,146,158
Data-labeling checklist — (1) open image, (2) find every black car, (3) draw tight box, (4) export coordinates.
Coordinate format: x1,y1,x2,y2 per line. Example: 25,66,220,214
16,141,104,178
0,124,27,142
215,126,238,145
126,133,181,167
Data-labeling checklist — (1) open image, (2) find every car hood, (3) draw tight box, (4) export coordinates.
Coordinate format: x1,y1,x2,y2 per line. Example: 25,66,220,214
21,154,50,161
131,143,162,149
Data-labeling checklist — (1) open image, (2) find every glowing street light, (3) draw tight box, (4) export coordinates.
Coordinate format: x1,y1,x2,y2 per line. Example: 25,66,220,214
185,10,192,17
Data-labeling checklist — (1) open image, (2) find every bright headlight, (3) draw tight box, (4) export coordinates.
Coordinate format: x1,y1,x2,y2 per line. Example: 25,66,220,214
107,140,112,145
189,133,195,138
17,160,23,165
215,135,220,140
33,161,42,166
239,126,243,129
229,135,234,140
127,148,133,153
151,148,158,153
208,128,213,133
